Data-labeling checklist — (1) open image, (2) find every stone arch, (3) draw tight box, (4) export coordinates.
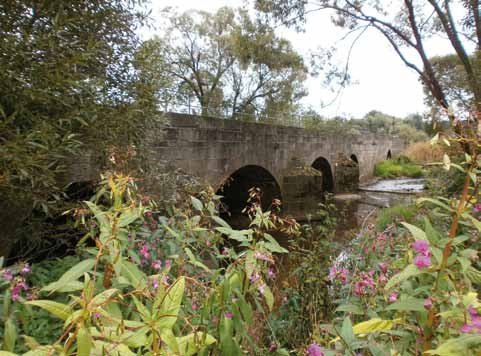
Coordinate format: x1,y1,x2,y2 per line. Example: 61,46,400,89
387,149,392,159
216,165,282,215
311,157,334,193
350,154,359,164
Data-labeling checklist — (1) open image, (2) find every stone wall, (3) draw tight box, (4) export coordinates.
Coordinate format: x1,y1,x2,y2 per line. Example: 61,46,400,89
67,113,405,216
148,113,401,187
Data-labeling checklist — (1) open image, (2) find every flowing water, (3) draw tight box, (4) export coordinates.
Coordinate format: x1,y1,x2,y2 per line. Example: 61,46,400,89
330,178,426,242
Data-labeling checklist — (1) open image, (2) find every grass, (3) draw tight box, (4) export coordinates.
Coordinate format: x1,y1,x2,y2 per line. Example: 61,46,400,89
375,156,423,178
376,204,418,230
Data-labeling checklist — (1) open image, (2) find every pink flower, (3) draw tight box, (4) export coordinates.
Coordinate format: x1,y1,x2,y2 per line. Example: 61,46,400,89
307,343,323,356
389,292,398,302
378,262,388,273
328,266,337,280
258,283,266,295
191,301,198,311
413,240,430,255
460,305,481,333
140,244,150,259
473,204,481,214
225,311,233,320
269,341,277,352
254,251,271,262
424,298,433,309
20,264,31,274
414,255,431,269
165,259,172,269
339,268,349,284
250,272,261,283
151,277,159,290
2,269,13,281
151,260,162,270
378,274,388,284
267,267,276,279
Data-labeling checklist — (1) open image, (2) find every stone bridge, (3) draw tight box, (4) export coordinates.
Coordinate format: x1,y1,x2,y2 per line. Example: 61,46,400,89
147,113,405,217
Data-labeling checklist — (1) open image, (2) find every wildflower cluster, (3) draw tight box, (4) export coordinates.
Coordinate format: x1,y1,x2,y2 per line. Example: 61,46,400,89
1,263,34,302
412,239,432,269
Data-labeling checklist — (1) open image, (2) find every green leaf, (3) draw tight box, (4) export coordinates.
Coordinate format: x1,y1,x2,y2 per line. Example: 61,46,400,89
118,208,140,228
424,218,440,244
156,276,185,329
386,264,424,290
220,316,241,356
385,297,426,312
245,251,256,281
340,316,355,344
120,260,147,289
466,266,481,284
335,303,364,315
185,247,210,272
90,289,118,308
417,197,452,212
26,300,71,320
77,327,92,356
4,318,16,352
263,285,274,311
401,222,427,240
160,329,179,354
84,201,108,226
211,215,231,229
132,295,151,321
425,334,481,356
262,234,288,253
0,352,18,356
462,213,481,232
177,332,216,356
216,227,252,242
351,318,400,335
42,258,95,293
191,196,203,211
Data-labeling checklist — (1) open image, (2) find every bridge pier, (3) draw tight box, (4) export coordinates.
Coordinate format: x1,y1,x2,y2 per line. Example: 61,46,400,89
281,158,323,219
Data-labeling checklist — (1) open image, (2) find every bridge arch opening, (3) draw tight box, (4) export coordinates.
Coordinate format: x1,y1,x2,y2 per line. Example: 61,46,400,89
217,165,282,216
387,150,392,160
311,157,334,193
350,154,359,164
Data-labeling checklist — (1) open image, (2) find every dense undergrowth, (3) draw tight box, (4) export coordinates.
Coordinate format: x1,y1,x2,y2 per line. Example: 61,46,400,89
375,156,424,178
1,134,481,355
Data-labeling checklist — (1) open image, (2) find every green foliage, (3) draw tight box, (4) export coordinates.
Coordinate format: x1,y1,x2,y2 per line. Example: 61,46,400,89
303,136,481,355
266,198,341,350
301,109,429,141
150,7,307,119
375,157,424,178
0,175,297,354
0,0,161,257
375,204,418,230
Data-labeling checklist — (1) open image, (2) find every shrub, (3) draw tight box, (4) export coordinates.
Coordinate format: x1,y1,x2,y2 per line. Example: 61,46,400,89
375,204,418,230
405,141,446,164
0,176,299,355
374,159,423,178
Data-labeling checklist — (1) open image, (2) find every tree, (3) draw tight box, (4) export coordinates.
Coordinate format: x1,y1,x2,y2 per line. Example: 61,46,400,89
254,0,481,135
0,0,157,256
424,53,480,121
149,7,307,119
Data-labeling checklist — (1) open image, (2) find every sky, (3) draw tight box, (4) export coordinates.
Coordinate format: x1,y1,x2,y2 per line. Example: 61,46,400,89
141,0,461,119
